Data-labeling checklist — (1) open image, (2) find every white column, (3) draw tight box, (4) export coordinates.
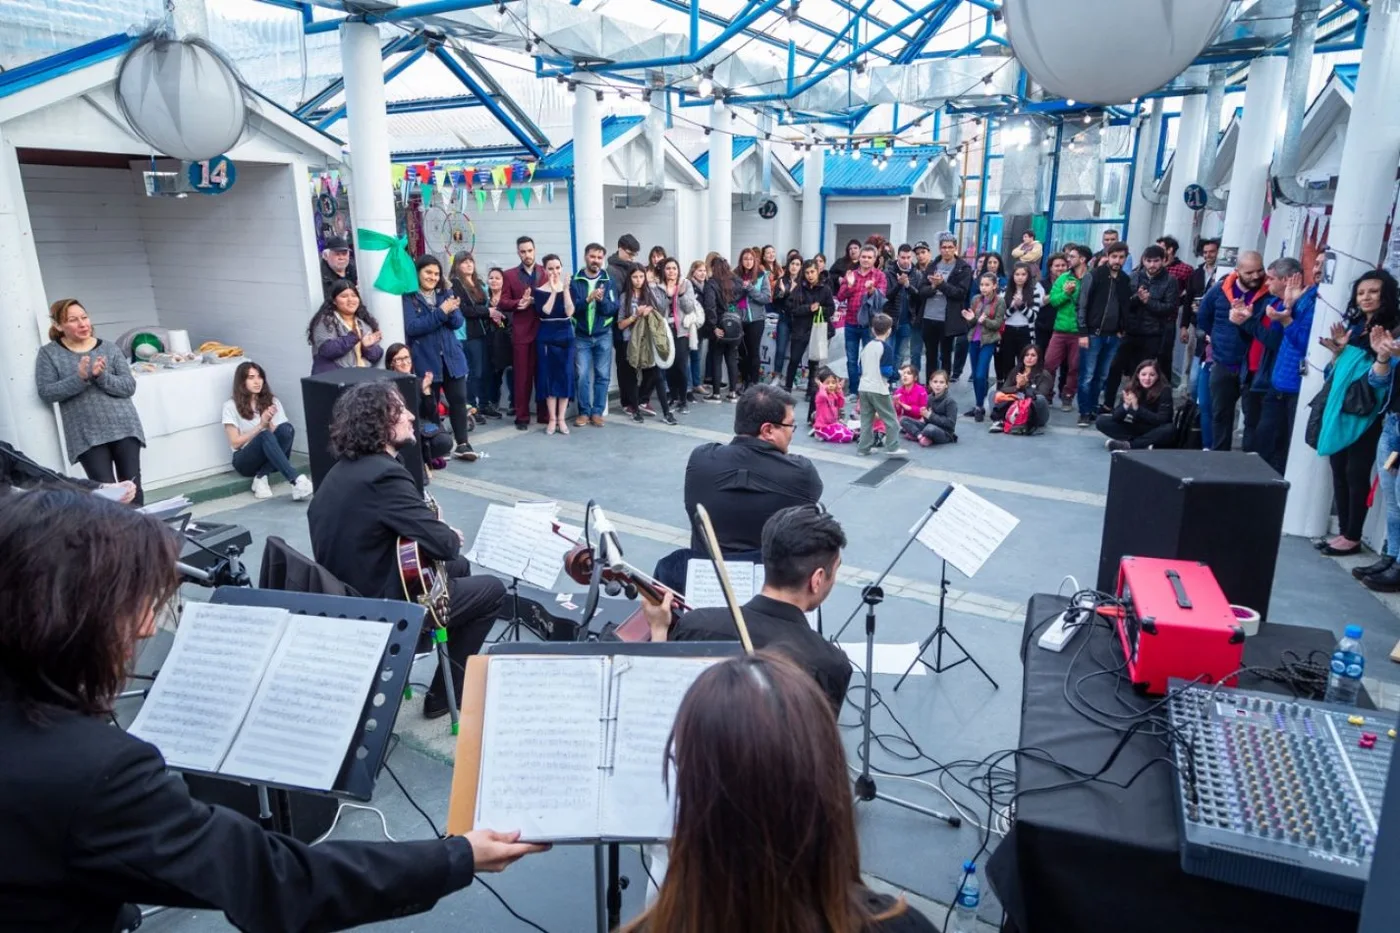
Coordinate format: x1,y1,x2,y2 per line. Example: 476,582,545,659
1219,56,1286,256
801,143,825,257
708,102,733,259
1283,2,1400,537
340,22,403,347
572,79,605,267
0,127,63,466
1161,90,1208,252
1126,100,1164,259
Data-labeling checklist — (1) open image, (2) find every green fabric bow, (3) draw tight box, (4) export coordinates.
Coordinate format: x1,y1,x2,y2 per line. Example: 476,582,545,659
355,229,418,295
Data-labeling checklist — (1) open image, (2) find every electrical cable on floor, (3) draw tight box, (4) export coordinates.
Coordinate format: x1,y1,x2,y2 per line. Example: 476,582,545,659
310,803,398,845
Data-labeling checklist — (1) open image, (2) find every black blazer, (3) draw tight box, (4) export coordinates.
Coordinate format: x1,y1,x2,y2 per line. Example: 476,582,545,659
0,696,474,932
307,452,460,600
683,436,824,553
673,594,852,712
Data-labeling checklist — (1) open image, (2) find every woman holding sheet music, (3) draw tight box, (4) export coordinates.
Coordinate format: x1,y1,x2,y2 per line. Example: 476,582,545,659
621,650,937,933
0,489,543,933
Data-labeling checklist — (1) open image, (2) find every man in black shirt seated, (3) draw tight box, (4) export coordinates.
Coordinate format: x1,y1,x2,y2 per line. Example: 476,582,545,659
308,382,506,719
643,504,852,711
682,384,824,555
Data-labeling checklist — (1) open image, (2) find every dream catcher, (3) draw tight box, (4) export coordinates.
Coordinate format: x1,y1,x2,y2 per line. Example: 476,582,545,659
421,187,476,262
317,192,347,239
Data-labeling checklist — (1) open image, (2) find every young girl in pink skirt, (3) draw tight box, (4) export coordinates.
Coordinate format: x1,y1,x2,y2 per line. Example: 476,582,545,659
812,367,856,443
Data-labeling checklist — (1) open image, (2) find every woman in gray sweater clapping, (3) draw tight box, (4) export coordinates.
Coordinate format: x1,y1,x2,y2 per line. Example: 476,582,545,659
35,299,146,504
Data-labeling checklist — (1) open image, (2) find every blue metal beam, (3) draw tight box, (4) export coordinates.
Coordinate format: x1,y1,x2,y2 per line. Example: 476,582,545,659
391,145,531,163
295,33,418,117
0,33,137,99
568,0,784,72
305,0,503,35
897,0,959,65
310,91,483,123
315,45,428,129
433,47,545,158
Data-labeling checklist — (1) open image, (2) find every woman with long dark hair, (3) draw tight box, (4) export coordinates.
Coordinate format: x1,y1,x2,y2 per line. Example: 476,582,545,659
386,341,464,467
1316,269,1400,555
736,247,773,390
772,253,804,384
989,343,1053,434
625,266,677,425
621,651,935,933
308,280,382,374
790,259,836,408
0,490,541,932
997,261,1044,383
451,251,503,420
647,245,668,284
1096,358,1175,450
487,266,513,413
705,255,742,401
222,361,313,499
403,255,474,459
656,257,702,414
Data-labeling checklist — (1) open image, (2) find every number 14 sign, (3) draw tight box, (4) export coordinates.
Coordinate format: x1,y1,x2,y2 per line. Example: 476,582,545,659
188,156,237,195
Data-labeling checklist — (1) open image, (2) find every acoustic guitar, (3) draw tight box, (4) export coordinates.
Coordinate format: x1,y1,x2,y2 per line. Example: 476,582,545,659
398,493,452,629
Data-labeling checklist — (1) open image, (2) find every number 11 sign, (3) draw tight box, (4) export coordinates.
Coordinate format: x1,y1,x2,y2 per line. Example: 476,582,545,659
188,156,237,195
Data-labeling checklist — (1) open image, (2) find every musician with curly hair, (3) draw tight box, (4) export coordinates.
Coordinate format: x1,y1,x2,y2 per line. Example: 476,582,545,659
307,382,505,719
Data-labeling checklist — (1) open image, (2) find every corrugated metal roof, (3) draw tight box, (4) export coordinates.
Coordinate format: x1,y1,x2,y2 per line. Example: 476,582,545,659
1334,63,1359,92
540,115,645,173
691,136,757,178
791,146,944,196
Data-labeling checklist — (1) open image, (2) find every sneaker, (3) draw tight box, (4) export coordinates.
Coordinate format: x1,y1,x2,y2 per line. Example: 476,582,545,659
291,474,314,501
989,423,1003,434
884,448,908,457
633,411,645,423
481,404,504,419
515,421,529,431
1060,400,1073,412
454,442,479,462
1077,414,1092,427
250,475,272,499
725,392,739,402
1104,439,1131,452
662,413,678,425
575,415,590,427
963,408,979,419
918,435,933,447
676,405,689,415
590,416,605,427
639,404,657,418
973,407,985,423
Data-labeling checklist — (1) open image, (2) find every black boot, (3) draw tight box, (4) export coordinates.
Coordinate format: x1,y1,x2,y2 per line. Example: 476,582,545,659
1351,554,1395,580
1363,564,1400,592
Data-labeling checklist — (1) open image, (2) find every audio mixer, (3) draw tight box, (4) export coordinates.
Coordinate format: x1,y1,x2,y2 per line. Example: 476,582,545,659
1166,680,1394,910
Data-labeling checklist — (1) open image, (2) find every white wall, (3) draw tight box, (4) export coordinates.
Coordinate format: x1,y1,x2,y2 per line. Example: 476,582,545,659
674,186,707,266
467,183,573,271
605,187,677,260
825,197,908,253
732,192,801,256
135,161,318,445
22,164,158,337
907,199,952,249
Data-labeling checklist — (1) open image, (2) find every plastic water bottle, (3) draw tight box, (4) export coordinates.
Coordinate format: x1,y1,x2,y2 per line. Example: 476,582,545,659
950,860,980,933
1324,625,1366,707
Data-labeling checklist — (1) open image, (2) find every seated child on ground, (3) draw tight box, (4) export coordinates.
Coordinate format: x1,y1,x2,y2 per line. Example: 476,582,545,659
813,367,856,443
899,370,958,447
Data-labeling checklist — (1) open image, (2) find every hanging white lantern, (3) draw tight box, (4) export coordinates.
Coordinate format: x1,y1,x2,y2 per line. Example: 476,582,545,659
1003,0,1232,104
116,32,249,162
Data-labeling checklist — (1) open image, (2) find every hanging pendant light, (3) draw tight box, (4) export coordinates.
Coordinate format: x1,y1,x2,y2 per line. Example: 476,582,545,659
115,30,249,162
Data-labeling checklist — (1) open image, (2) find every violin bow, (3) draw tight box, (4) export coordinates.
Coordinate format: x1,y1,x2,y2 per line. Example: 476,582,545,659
692,504,754,654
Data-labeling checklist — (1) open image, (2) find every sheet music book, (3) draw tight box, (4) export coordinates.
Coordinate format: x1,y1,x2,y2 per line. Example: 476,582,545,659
128,602,390,790
684,559,765,608
473,655,721,842
913,483,1019,578
467,502,571,589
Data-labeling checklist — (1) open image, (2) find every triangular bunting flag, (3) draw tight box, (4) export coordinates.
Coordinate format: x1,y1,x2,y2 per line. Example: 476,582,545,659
526,161,537,182
420,183,435,207
490,188,503,211
476,188,488,211
521,186,533,207
491,166,506,187
434,168,447,188
391,164,408,186
545,182,555,203
506,188,518,209
532,183,543,205
326,171,340,199
442,184,454,210
503,165,514,186
314,176,325,197
459,186,471,212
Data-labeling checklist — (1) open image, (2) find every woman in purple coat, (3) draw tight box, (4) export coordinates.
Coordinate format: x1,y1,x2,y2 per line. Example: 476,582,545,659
308,279,384,374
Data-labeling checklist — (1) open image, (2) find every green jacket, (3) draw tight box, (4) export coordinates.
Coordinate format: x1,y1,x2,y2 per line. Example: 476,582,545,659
1047,271,1083,333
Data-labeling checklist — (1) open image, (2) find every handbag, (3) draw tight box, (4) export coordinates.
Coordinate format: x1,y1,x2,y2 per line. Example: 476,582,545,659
807,310,830,362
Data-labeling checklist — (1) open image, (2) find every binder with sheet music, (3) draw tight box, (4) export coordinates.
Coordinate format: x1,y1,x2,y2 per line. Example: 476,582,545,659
448,643,742,843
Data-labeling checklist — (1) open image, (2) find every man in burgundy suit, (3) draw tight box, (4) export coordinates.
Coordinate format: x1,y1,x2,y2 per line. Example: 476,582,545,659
500,235,547,429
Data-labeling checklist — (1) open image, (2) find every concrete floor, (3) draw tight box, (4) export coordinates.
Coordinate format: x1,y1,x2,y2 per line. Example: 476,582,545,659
135,382,1400,932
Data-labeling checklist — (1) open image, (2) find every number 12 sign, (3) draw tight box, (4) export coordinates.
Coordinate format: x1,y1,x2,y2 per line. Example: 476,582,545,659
188,156,237,195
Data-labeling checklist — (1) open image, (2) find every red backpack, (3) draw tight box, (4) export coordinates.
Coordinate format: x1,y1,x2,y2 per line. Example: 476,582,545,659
1003,397,1034,434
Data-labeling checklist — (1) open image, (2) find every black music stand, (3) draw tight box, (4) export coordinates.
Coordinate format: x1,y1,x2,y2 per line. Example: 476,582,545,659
485,640,743,933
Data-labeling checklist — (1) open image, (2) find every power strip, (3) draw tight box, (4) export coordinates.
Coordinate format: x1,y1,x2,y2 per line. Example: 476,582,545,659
1038,601,1094,652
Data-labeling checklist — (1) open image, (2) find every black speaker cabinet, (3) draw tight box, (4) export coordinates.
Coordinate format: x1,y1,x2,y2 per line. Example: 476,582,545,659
1097,450,1289,622
300,368,423,492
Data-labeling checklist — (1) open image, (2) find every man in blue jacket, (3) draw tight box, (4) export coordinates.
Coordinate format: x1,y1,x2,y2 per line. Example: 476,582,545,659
570,243,620,427
1195,250,1268,450
1239,257,1315,474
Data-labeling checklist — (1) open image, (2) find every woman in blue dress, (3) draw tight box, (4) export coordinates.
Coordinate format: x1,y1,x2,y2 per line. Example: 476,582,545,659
532,254,576,435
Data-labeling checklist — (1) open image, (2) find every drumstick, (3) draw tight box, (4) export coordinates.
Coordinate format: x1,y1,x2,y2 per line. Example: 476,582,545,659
693,504,754,654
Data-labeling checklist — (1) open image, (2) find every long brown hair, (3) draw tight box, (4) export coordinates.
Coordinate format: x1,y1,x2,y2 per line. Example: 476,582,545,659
1130,358,1167,404
737,247,760,283
231,360,275,421
708,255,735,306
451,250,485,303
48,298,85,341
623,651,906,933
0,489,179,719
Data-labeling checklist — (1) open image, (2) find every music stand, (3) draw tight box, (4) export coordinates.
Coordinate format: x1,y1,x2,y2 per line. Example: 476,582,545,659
449,640,743,933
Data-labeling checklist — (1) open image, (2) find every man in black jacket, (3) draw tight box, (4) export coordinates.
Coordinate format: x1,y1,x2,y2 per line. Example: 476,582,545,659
643,504,852,712
1103,244,1180,409
308,382,506,719
1075,241,1133,426
319,235,357,300
885,243,925,372
918,233,974,381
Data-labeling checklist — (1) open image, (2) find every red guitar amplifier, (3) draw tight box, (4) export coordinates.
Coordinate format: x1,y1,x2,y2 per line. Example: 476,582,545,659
1114,557,1244,695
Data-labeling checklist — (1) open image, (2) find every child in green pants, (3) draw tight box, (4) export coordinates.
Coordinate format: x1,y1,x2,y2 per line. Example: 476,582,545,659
857,313,904,456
